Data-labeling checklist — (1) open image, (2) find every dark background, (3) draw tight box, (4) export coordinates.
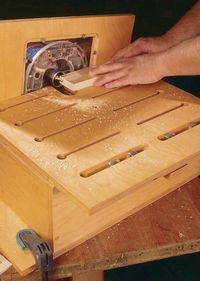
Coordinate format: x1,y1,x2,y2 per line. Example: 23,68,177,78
1,1,200,280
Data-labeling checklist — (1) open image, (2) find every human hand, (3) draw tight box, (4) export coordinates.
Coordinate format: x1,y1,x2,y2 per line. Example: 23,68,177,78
112,35,173,61
90,53,164,88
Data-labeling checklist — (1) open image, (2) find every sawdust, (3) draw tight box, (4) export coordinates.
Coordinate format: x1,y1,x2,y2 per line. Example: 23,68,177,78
42,96,104,113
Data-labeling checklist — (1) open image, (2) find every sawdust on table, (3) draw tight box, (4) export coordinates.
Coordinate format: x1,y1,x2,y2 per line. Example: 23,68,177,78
42,96,105,113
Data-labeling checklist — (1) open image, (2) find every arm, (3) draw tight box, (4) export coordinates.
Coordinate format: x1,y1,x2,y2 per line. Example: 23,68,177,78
111,0,200,60
91,35,200,88
159,35,200,77
164,0,200,45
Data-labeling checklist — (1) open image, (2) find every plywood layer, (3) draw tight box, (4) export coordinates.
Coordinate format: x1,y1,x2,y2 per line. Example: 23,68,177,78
0,81,199,214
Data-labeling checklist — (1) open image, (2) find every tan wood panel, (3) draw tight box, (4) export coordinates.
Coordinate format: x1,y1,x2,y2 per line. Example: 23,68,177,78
0,15,134,101
0,135,53,242
0,81,199,213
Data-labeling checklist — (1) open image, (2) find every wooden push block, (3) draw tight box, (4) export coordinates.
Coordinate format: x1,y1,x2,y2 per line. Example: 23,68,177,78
0,81,200,275
60,67,97,92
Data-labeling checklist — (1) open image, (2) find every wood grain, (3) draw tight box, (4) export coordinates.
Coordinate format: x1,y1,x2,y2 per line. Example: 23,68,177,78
0,135,53,242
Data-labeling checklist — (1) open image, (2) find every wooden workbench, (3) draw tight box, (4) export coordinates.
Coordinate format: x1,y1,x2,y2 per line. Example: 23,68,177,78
1,177,200,281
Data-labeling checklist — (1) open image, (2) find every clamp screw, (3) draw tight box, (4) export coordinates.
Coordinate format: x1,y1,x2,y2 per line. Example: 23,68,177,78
108,159,120,166
163,132,175,140
128,150,137,157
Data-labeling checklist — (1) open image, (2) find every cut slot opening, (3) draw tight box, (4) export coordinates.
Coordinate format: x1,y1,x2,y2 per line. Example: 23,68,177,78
137,103,186,125
164,164,188,179
113,91,161,112
57,131,120,160
0,93,48,112
80,144,147,178
34,117,97,142
14,103,77,127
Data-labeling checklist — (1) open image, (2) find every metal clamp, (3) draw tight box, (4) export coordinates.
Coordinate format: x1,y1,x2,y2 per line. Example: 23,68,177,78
16,229,53,280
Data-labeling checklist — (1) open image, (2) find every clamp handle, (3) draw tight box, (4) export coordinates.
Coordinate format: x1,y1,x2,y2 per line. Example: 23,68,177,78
16,229,53,273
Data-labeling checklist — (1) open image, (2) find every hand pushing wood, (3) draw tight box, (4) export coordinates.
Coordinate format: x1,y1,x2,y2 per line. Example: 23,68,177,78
90,0,200,88
90,54,163,88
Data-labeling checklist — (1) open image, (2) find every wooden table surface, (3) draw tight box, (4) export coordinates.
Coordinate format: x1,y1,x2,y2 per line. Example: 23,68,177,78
1,177,200,280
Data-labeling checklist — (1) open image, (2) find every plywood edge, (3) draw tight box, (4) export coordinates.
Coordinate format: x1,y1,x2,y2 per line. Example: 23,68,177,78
0,200,35,276
87,153,200,215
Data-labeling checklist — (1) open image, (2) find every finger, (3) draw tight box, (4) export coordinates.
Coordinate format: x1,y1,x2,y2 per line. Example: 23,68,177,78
90,62,124,76
94,69,126,87
123,45,146,58
113,40,149,61
112,45,133,61
104,77,131,88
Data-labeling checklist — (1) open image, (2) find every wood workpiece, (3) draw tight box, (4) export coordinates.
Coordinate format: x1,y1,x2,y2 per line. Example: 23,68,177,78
60,67,97,92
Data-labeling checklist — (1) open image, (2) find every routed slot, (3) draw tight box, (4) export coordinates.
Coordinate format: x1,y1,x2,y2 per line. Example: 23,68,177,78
164,164,188,179
137,103,185,125
80,144,147,177
0,93,48,112
113,91,161,112
158,119,200,141
15,103,76,126
34,117,97,142
57,131,120,159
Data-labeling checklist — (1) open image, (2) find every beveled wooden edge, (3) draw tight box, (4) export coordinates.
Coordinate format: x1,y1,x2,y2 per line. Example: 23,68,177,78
0,14,135,23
